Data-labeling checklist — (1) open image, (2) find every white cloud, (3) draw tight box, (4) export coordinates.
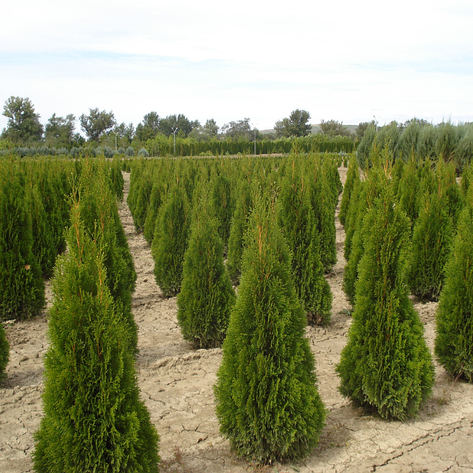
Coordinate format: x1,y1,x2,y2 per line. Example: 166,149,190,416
1,0,472,132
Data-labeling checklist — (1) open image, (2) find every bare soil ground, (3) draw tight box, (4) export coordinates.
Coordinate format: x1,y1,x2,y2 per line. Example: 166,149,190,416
1,168,472,473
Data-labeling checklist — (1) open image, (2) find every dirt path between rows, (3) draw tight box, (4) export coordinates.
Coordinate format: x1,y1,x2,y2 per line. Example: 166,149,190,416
1,168,472,473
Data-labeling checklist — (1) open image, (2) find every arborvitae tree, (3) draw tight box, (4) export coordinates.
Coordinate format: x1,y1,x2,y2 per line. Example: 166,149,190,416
143,180,166,245
435,194,473,382
278,162,332,325
337,186,434,420
226,180,253,285
309,163,337,273
214,192,325,463
339,154,360,228
396,156,420,230
210,172,235,251
343,161,386,305
343,172,362,262
26,182,57,279
0,173,45,321
79,163,138,352
436,158,463,229
127,161,154,233
36,166,68,256
33,205,159,472
408,184,453,301
109,155,125,201
0,321,9,380
460,163,472,198
152,185,190,297
177,189,236,348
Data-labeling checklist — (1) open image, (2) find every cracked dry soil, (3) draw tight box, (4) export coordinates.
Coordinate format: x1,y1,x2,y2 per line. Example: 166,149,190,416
1,168,472,473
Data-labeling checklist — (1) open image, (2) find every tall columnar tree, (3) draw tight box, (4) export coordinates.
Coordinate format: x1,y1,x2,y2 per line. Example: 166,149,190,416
435,193,473,382
337,187,434,420
396,156,421,230
210,172,235,251
408,184,453,301
177,189,236,348
278,161,332,325
343,162,386,305
26,182,57,279
79,162,138,352
226,180,253,285
215,192,325,463
0,321,9,380
143,180,166,245
152,185,190,297
33,204,160,472
0,172,45,321
309,157,338,273
339,154,360,228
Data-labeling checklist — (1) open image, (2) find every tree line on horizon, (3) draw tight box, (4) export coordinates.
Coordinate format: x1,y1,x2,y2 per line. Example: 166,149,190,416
1,95,440,151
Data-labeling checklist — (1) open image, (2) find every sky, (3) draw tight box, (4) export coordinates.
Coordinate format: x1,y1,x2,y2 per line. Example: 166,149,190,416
1,0,472,135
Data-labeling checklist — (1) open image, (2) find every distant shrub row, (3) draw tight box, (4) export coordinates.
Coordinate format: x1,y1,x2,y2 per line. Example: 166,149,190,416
357,121,473,171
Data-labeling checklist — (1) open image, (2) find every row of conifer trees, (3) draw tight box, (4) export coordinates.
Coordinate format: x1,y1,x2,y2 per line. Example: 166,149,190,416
33,159,160,472
0,156,127,378
128,150,471,461
339,148,473,420
127,153,343,462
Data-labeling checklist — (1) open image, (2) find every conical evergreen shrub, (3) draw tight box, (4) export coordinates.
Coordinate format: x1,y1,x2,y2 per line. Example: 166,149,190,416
336,186,434,420
79,163,138,352
0,174,45,321
0,321,9,380
309,161,337,273
278,162,332,325
152,185,190,297
177,189,236,348
210,173,235,251
342,162,386,305
33,204,159,473
26,183,57,279
408,184,453,301
339,154,360,228
396,156,420,230
226,180,253,285
215,192,325,463
435,193,473,382
143,180,166,245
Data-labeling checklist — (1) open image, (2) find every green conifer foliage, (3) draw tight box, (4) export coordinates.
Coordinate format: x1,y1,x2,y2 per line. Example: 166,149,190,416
79,163,138,351
215,193,325,463
309,159,338,273
210,173,235,250
408,186,453,301
26,183,57,279
460,163,472,198
0,321,9,380
33,205,159,472
342,164,386,305
278,162,332,325
396,156,420,230
152,186,190,297
177,190,236,348
435,194,473,382
226,180,253,285
127,160,154,233
339,154,360,228
143,180,166,245
0,175,45,321
337,187,434,420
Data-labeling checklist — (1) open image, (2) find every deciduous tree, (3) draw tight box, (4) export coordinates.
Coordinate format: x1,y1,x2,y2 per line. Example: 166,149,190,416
1,96,43,143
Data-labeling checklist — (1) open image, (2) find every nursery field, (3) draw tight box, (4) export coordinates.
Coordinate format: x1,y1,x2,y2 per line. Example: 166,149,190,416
1,167,473,473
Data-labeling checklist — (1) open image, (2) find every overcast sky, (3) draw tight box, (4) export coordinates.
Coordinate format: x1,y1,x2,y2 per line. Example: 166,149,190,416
1,0,472,134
